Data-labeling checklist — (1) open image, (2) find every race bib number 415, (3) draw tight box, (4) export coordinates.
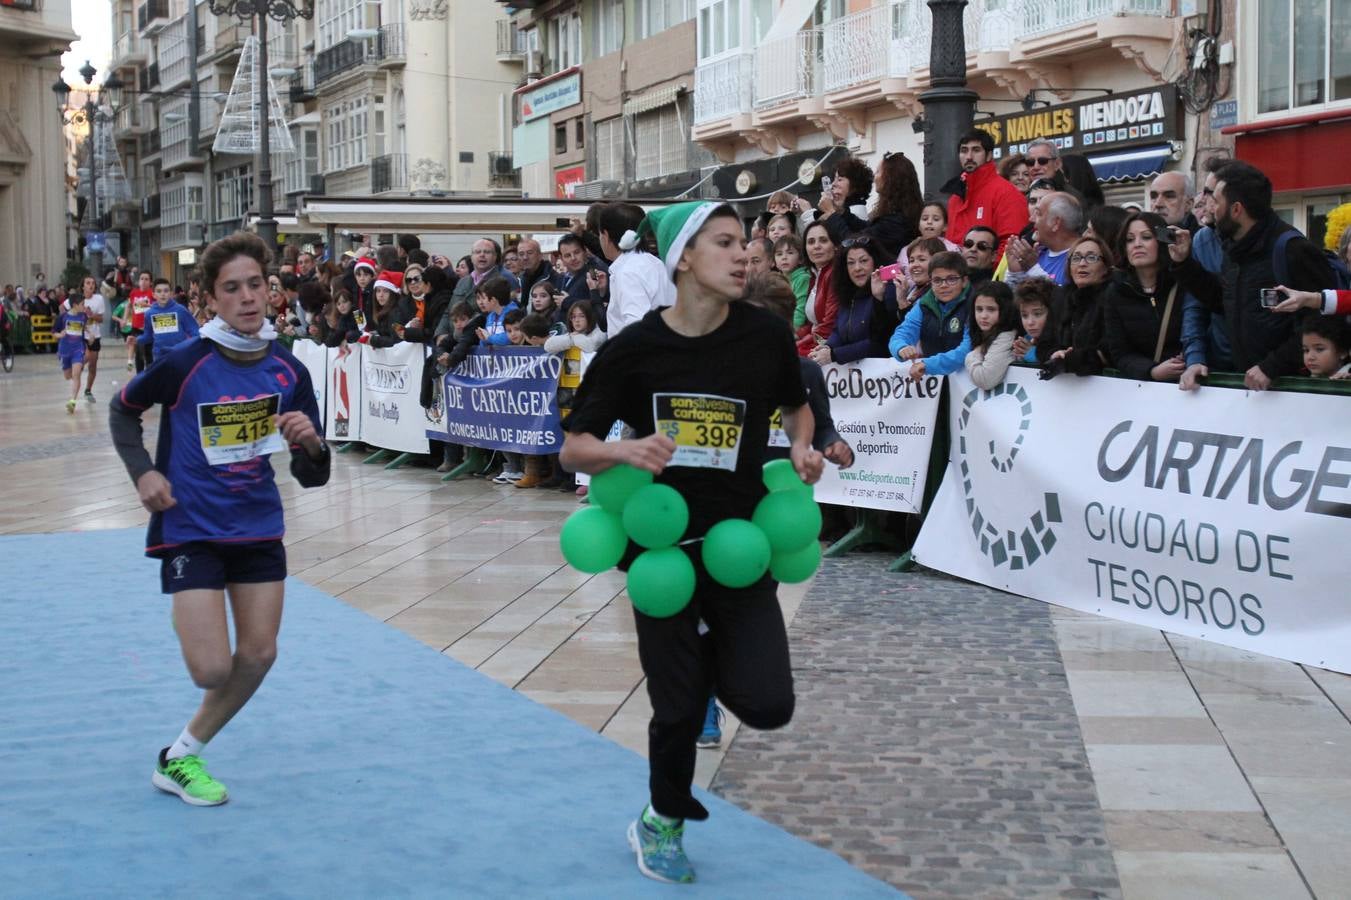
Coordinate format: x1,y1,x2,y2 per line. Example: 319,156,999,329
197,394,286,466
653,392,746,472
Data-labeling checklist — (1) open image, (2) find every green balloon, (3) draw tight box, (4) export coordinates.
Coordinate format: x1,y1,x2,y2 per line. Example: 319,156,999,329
762,458,809,493
627,547,696,618
752,489,823,553
770,539,822,584
559,506,628,574
622,483,690,549
590,464,654,514
701,519,772,589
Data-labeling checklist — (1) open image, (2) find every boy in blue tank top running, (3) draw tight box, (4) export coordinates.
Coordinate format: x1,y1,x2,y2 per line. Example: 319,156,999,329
109,233,331,806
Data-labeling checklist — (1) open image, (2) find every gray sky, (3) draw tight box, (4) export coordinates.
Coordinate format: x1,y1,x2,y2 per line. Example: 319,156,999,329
61,0,112,84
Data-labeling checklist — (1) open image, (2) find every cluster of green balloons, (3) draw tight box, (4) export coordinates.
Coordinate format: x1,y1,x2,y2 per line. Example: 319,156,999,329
558,458,823,619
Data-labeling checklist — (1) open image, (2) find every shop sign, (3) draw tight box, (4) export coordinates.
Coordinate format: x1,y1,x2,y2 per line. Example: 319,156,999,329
521,73,582,123
977,86,1180,159
554,165,586,199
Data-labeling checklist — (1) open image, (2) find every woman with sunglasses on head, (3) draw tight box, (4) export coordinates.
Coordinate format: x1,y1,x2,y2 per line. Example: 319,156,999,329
808,236,894,367
1043,235,1115,378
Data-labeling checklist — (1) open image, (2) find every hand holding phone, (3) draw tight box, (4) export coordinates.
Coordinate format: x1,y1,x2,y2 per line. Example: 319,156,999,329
878,263,903,282
1259,288,1280,308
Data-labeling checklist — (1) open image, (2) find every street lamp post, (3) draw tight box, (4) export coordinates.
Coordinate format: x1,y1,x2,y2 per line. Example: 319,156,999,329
52,61,125,282
206,0,313,253
918,0,977,199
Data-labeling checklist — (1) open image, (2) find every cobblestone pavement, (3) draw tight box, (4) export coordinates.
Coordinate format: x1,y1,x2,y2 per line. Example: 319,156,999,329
713,555,1121,900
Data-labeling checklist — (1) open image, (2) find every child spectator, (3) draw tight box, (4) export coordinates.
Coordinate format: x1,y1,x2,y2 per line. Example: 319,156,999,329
1300,316,1351,379
138,278,200,364
501,308,527,345
772,235,811,330
526,277,562,324
766,190,795,216
474,277,517,346
54,293,89,413
513,313,556,488
889,250,974,379
363,270,414,347
544,299,607,354
765,214,795,244
891,236,947,314
433,300,480,474
1011,277,1058,363
964,281,1020,389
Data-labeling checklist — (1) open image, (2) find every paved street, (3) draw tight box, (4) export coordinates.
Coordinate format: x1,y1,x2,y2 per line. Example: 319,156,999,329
3,351,1350,898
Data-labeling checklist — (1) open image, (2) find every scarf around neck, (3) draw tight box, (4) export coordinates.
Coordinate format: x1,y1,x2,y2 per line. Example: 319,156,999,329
200,316,278,352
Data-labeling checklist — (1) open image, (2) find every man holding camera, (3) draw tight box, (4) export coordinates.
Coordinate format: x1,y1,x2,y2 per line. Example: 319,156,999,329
1172,161,1337,391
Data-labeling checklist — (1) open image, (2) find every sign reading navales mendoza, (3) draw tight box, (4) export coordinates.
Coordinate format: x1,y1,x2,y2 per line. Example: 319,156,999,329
914,368,1351,674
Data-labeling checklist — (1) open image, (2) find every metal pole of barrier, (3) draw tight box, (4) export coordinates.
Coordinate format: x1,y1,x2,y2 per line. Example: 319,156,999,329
363,449,393,465
823,509,905,558
440,447,490,482
383,452,414,470
335,442,360,454
891,383,951,572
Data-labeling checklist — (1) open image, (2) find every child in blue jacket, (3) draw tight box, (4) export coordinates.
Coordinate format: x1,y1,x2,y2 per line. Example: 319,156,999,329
888,251,973,379
138,277,200,363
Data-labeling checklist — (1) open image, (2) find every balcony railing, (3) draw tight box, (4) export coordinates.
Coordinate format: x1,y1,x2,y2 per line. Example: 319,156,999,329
288,63,316,103
488,151,519,188
496,20,526,60
1021,0,1167,35
693,52,753,125
370,153,407,193
201,19,248,58
754,29,821,109
141,193,161,219
112,30,146,65
314,39,368,85
379,23,405,63
137,0,169,32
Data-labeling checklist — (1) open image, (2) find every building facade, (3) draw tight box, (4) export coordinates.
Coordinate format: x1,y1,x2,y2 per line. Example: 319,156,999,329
0,0,78,286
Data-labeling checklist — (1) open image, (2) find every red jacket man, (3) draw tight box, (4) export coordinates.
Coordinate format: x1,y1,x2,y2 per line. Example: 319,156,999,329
943,130,1029,262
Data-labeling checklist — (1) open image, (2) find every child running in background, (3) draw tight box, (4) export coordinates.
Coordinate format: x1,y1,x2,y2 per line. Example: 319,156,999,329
963,281,1020,389
138,277,200,365
54,293,89,413
127,271,154,372
1011,277,1058,364
773,235,811,331
1300,316,1351,379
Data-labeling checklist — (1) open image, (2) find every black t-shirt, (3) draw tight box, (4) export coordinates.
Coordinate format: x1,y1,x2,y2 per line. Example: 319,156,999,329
567,303,807,539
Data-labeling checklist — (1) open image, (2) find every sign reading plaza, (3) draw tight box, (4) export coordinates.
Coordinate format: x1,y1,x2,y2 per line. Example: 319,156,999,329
914,370,1351,674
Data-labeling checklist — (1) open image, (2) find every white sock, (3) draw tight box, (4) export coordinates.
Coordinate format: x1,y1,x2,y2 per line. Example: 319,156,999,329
643,805,680,828
166,727,206,760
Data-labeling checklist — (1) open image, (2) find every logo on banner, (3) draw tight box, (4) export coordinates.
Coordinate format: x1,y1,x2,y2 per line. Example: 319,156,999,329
958,383,1061,569
332,350,352,438
365,362,412,393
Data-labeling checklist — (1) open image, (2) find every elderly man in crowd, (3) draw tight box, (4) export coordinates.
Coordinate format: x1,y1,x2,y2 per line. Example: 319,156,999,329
1005,192,1083,286
1149,171,1200,233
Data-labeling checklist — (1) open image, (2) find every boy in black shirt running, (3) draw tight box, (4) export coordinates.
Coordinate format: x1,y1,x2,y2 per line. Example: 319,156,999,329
560,201,825,884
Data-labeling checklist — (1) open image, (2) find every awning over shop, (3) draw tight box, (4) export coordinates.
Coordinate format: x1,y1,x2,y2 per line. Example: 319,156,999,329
1086,144,1173,183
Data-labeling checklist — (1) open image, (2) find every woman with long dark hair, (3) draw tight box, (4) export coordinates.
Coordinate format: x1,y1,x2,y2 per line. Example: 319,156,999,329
807,236,892,365
1102,212,1189,382
795,220,840,356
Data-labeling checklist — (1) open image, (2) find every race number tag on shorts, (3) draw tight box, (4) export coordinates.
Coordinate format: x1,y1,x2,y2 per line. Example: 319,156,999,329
65,320,84,337
767,408,790,448
653,393,746,471
151,312,177,335
197,394,286,466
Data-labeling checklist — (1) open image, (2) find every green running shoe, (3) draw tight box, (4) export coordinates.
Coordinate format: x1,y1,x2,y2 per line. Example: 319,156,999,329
627,808,695,884
152,748,229,806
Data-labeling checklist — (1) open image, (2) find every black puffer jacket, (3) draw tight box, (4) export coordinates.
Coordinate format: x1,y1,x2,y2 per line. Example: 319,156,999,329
1177,213,1335,377
1102,268,1185,381
1054,279,1111,376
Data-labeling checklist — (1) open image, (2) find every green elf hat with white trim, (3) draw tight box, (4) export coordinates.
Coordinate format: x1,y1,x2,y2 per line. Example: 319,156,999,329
616,200,721,282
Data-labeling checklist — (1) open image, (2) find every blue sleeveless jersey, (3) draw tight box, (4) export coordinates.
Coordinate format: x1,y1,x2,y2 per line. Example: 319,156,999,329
119,338,322,556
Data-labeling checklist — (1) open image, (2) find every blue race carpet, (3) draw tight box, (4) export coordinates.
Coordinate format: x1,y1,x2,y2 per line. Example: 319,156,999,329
0,529,904,898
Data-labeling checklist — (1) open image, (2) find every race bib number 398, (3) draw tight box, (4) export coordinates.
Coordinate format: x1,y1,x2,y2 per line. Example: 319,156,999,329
653,392,746,472
197,394,286,466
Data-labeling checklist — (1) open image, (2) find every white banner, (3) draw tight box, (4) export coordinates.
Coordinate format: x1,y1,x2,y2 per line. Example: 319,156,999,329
290,340,328,431
325,343,363,442
812,359,942,513
914,369,1351,673
360,342,431,454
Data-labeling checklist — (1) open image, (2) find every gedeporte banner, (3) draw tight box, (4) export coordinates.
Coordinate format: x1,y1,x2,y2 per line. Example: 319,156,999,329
810,359,941,514
913,369,1351,673
425,347,563,455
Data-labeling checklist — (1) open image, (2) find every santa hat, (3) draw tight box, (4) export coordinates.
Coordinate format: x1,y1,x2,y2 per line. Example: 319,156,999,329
374,270,404,294
353,257,378,275
617,200,721,282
